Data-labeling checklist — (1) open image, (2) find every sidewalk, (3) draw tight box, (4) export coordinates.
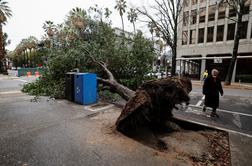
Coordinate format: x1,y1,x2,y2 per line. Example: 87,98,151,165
192,80,252,90
85,102,252,166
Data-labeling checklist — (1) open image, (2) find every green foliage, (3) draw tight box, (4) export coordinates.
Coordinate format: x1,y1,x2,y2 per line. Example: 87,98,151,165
22,74,65,98
98,89,121,102
21,7,156,98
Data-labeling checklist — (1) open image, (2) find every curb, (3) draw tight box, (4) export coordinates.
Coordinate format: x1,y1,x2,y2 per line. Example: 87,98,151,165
192,82,252,90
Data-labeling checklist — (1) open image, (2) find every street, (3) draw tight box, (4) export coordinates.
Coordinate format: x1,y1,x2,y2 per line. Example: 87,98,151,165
181,84,252,136
1,75,252,165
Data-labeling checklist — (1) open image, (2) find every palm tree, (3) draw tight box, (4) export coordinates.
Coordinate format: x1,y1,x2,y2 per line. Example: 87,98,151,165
0,0,12,72
127,8,137,34
114,0,127,34
26,36,38,67
43,21,56,37
67,7,87,34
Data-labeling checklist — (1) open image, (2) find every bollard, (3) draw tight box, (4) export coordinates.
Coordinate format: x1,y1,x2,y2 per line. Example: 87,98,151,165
35,71,40,77
27,71,31,77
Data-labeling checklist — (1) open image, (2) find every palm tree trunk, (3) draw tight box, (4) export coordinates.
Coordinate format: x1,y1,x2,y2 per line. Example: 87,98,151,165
30,49,32,67
133,22,136,34
121,15,124,34
0,24,5,72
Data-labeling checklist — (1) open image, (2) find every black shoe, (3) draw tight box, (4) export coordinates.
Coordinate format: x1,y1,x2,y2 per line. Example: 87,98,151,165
210,112,219,118
202,106,206,112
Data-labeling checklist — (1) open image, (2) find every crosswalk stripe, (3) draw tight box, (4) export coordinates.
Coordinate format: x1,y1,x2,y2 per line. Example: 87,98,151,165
189,104,252,117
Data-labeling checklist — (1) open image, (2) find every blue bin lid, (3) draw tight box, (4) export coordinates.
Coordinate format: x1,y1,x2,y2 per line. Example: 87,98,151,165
75,73,96,76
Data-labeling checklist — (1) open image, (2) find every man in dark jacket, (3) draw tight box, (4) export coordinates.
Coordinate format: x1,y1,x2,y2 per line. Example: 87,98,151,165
202,69,223,117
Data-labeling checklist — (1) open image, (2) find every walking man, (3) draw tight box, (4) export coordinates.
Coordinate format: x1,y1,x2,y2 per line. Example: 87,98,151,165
202,69,223,117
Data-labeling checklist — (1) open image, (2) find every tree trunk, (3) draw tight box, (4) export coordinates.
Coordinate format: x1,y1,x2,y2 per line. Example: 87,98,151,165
88,55,135,101
171,25,177,76
133,22,136,34
121,15,124,35
98,78,135,101
171,47,176,76
224,7,243,85
0,24,4,72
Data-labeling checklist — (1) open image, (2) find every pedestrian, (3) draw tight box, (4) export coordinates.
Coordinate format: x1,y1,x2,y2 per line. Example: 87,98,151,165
202,69,223,117
202,70,208,82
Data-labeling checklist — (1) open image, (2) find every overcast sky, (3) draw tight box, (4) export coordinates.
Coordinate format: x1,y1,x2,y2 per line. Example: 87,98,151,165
4,0,155,51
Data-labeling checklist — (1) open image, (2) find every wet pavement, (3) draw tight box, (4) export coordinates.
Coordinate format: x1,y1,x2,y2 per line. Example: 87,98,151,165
1,74,252,165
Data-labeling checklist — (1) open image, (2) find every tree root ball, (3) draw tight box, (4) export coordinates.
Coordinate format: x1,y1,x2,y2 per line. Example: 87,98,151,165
116,77,192,134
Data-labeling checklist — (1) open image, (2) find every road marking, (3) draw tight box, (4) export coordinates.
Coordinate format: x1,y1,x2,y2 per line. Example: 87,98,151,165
0,90,22,95
196,95,205,106
189,104,252,117
185,107,205,115
175,117,252,138
233,114,242,128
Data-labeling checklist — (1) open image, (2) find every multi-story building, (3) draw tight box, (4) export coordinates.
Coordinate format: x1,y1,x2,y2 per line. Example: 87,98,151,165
177,0,252,83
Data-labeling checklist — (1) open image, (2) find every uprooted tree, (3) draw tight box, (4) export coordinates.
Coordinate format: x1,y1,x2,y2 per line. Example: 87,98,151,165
87,48,192,134
19,6,192,135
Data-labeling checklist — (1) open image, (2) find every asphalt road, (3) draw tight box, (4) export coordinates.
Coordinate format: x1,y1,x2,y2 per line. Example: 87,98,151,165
174,84,252,137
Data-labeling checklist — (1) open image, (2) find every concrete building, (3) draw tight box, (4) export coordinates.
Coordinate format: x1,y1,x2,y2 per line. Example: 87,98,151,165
177,0,252,83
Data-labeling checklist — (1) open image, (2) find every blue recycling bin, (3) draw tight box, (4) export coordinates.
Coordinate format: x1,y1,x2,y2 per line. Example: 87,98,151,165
74,73,97,105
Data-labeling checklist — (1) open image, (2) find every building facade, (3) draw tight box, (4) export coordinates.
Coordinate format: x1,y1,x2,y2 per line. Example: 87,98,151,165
177,0,252,83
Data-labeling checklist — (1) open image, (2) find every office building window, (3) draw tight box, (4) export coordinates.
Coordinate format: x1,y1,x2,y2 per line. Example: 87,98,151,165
191,10,197,25
208,5,216,21
216,25,224,41
227,23,236,40
199,7,206,23
240,21,248,39
198,28,204,43
182,31,188,45
192,0,198,5
229,8,236,17
183,0,189,7
207,27,214,42
218,2,226,19
190,29,196,44
183,11,189,26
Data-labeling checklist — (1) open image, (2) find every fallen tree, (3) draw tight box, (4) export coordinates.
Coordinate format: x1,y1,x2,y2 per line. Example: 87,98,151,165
89,54,192,134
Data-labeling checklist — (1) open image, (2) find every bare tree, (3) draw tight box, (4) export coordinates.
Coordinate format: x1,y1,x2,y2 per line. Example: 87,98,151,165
220,0,250,85
137,0,183,76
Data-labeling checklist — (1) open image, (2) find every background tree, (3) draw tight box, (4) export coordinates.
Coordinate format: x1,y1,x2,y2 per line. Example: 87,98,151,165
114,0,127,34
67,7,87,37
127,8,137,34
137,0,183,76
219,0,250,85
43,21,56,38
26,36,38,67
0,0,11,72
